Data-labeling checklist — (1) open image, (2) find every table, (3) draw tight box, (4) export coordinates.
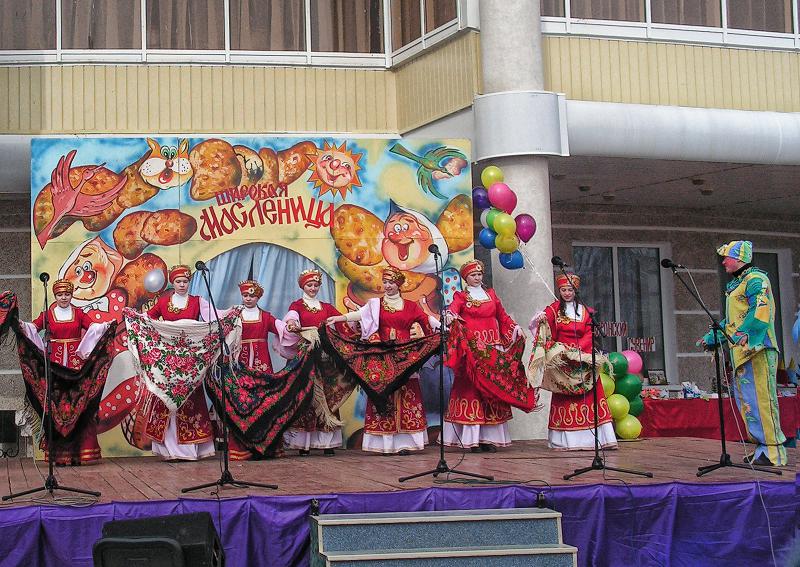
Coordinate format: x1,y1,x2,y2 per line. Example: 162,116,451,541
639,396,799,441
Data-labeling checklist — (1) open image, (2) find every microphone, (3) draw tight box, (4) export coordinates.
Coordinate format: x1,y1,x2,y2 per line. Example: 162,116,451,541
428,244,440,255
39,272,50,283
660,258,686,270
551,256,568,268
195,260,208,272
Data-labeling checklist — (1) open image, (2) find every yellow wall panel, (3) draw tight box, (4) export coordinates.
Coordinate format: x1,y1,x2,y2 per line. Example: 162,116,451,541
543,36,800,112
0,65,396,134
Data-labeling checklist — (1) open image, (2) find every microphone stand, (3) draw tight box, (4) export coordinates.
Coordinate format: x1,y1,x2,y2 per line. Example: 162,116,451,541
664,264,780,477
559,264,652,481
4,277,100,501
182,266,277,493
399,249,493,483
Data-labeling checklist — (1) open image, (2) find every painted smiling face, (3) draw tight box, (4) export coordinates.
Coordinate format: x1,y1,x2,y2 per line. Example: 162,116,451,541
139,138,193,190
307,142,362,198
381,212,434,271
60,237,124,301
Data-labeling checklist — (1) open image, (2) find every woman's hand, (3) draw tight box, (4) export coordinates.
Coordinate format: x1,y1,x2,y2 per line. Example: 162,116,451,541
286,320,301,333
325,316,341,327
528,311,545,332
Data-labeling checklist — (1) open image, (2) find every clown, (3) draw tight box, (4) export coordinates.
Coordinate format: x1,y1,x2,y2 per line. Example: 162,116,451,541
381,200,448,275
698,240,787,466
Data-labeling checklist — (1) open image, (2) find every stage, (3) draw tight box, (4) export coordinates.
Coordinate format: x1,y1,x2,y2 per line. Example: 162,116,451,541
0,438,797,566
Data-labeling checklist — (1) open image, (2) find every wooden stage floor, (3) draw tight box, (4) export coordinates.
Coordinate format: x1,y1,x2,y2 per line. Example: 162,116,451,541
0,437,795,506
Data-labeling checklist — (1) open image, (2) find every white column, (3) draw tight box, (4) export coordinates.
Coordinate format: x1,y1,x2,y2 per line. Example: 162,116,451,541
478,0,554,440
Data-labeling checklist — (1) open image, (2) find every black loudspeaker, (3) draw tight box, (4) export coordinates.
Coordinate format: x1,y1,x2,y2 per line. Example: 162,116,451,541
93,512,224,567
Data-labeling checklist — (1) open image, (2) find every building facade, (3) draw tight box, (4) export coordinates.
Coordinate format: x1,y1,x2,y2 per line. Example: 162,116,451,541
1,0,799,441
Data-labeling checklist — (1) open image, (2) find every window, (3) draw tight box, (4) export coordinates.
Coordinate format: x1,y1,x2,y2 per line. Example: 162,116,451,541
311,0,384,53
541,0,566,17
570,0,645,22
391,0,422,50
727,0,792,33
61,0,142,50
230,0,305,51
650,0,721,27
146,0,225,50
573,245,667,379
424,0,457,32
0,0,56,50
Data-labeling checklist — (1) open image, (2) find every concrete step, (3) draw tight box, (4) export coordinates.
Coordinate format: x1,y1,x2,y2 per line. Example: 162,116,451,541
321,543,578,567
311,507,563,556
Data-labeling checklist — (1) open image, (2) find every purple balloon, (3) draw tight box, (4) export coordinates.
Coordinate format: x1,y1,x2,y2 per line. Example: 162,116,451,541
515,213,537,243
472,187,490,210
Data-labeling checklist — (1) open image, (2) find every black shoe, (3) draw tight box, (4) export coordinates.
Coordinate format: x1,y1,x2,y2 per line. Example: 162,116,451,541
323,448,335,457
744,453,775,466
299,449,310,457
479,443,497,453
398,449,411,456
470,446,481,453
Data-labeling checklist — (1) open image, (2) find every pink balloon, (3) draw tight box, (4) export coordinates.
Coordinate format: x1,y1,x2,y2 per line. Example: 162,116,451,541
514,213,536,243
488,182,517,214
621,350,643,374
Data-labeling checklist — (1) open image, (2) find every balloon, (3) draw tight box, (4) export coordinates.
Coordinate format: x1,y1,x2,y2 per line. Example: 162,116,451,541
485,208,501,230
499,251,524,270
607,394,630,421
478,228,497,249
481,165,504,188
488,182,518,214
479,209,491,228
616,373,643,401
472,187,490,210
621,350,643,374
628,395,644,417
615,414,642,439
495,234,519,254
143,268,166,293
600,373,615,397
492,212,517,235
515,213,536,243
607,352,629,378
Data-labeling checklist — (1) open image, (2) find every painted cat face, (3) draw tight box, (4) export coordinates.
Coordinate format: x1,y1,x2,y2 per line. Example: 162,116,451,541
139,138,193,190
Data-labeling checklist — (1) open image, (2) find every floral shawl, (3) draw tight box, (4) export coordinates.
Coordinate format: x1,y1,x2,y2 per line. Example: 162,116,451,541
124,307,242,411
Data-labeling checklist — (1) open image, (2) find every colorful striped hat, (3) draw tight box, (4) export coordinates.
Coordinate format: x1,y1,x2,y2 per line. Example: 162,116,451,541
716,240,752,264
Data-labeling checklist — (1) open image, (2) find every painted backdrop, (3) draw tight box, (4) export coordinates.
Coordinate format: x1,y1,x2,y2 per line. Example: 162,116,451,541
30,137,472,456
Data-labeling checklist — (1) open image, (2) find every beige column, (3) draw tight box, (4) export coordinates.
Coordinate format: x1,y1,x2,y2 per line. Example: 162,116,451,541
478,0,554,439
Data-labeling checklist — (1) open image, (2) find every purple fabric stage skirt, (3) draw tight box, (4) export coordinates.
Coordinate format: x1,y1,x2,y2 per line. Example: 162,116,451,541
1,479,796,567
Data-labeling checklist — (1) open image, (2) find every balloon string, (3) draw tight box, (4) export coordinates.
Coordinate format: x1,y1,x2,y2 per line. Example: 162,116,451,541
518,246,558,301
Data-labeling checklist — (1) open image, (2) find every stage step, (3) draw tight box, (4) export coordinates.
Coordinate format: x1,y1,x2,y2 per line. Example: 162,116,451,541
321,544,578,566
310,507,573,566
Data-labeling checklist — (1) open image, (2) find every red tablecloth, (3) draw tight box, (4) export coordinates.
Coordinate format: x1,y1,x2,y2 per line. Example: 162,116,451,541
639,396,799,441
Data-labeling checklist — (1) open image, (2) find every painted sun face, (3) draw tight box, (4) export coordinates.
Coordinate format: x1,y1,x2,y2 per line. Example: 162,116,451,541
61,238,123,301
381,212,434,271
307,142,362,198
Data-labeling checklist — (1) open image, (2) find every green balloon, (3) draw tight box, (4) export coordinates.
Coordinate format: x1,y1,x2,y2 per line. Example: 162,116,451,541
616,373,643,401
607,352,628,378
628,395,644,417
615,414,642,439
600,373,615,397
607,393,630,421
485,208,501,231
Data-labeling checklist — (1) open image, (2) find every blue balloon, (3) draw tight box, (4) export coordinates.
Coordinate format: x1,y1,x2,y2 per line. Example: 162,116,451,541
478,227,497,249
499,250,524,270
472,187,491,210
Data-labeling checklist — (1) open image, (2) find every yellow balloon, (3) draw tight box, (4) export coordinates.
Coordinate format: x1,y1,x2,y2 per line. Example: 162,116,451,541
600,373,615,397
615,414,643,439
492,212,516,235
481,165,504,188
495,234,519,253
607,393,630,421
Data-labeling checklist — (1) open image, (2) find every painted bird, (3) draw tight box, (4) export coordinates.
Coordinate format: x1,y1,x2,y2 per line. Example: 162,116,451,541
389,143,467,199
